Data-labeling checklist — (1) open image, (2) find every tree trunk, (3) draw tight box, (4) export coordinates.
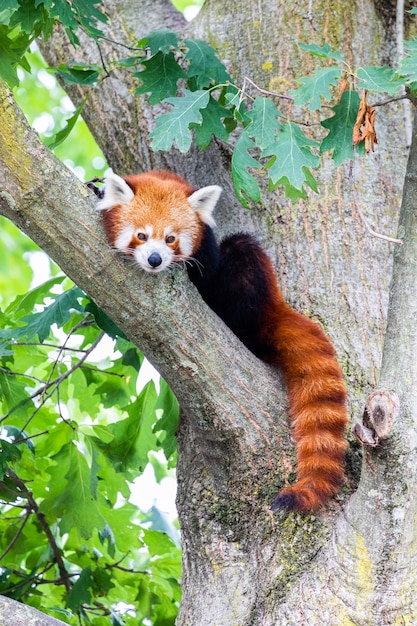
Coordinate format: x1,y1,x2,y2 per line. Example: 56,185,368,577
1,0,416,624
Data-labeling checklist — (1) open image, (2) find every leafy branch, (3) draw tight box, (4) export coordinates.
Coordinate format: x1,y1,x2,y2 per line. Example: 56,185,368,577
3,5,416,204
0,275,181,622
6,468,72,594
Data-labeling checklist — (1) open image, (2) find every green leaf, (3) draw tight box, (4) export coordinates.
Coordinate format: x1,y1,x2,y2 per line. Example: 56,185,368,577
143,528,178,556
55,63,99,86
183,38,231,88
224,89,249,124
0,25,30,87
43,443,106,539
153,379,179,464
135,51,186,105
0,440,21,479
137,28,179,54
263,122,319,192
84,300,127,340
398,38,417,84
268,166,319,201
91,382,158,473
47,96,89,149
43,0,79,36
0,369,34,418
6,275,66,316
18,286,85,342
0,1,19,10
291,66,342,111
298,41,344,61
191,95,232,150
357,65,402,95
92,347,142,410
49,0,107,43
231,131,262,208
320,89,361,166
92,566,114,596
149,88,211,152
66,566,93,611
245,96,282,150
8,0,45,33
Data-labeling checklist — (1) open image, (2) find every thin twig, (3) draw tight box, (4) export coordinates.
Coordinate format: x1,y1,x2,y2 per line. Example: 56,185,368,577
349,162,403,245
0,563,59,595
0,510,30,560
95,39,110,78
0,367,45,384
14,341,90,353
354,202,403,245
242,76,294,102
0,329,105,427
305,0,317,31
241,76,326,126
7,469,72,594
43,318,94,396
96,34,145,53
372,93,411,107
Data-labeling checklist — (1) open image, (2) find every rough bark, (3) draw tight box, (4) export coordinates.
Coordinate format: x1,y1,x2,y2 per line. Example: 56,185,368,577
1,0,417,624
0,596,66,626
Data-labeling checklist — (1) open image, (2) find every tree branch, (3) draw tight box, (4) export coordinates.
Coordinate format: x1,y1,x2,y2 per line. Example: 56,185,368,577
0,596,67,626
0,79,288,511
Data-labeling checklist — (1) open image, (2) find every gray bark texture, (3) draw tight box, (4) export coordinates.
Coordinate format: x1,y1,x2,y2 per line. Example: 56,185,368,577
1,0,417,624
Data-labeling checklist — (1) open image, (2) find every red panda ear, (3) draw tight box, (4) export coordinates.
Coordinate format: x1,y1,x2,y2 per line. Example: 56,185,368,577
188,185,222,228
97,170,134,211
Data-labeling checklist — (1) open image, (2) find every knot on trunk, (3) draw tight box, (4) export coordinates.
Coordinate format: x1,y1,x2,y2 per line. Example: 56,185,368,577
352,390,399,447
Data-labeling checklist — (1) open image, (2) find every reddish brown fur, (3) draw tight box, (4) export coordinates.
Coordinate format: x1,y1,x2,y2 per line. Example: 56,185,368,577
259,257,348,511
102,171,204,255
101,170,348,513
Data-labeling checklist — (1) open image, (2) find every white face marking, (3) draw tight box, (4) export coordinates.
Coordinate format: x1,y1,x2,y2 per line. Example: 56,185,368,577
134,239,175,273
179,233,193,257
115,225,135,251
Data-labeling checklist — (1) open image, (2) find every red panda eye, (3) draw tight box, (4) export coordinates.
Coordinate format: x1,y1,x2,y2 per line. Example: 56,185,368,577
165,235,176,244
137,233,148,242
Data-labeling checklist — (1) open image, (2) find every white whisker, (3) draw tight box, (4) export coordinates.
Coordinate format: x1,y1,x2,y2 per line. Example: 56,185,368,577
174,255,205,277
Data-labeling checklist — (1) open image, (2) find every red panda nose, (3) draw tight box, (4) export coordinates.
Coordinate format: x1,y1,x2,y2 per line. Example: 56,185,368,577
148,252,163,268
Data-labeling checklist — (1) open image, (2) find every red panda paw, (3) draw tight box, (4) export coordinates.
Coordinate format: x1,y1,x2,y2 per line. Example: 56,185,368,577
270,483,330,513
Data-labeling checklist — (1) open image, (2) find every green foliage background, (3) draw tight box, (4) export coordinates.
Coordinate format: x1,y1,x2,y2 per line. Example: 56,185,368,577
0,3,204,623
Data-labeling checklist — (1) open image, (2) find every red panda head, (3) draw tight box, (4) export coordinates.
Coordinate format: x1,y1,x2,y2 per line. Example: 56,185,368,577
97,170,222,273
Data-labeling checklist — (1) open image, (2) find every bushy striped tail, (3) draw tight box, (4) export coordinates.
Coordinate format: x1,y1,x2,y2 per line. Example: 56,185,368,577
263,303,348,513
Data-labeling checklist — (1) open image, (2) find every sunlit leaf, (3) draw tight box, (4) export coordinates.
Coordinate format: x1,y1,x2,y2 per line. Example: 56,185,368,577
263,122,319,191
245,96,282,150
357,65,402,95
149,88,210,152
47,96,89,149
291,66,342,110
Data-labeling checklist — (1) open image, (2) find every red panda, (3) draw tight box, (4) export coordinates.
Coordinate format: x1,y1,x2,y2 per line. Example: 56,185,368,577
97,169,348,512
